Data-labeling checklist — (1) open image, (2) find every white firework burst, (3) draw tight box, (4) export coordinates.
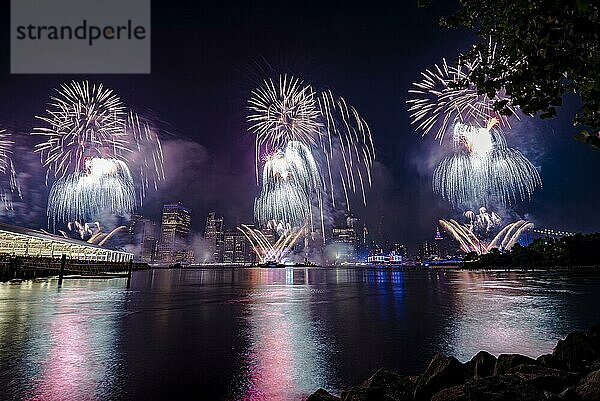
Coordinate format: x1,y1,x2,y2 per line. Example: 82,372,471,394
33,81,129,181
33,81,166,227
247,74,375,230
47,157,135,226
433,121,541,208
408,43,518,142
0,130,21,211
254,141,323,231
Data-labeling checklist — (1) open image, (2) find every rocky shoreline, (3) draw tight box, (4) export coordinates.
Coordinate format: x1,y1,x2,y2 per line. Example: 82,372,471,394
307,325,600,401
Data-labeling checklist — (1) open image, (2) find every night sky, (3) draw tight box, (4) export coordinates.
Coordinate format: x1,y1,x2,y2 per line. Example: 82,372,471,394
0,1,598,250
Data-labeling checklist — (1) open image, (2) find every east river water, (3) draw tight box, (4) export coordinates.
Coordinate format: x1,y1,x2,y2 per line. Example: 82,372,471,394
1,268,599,400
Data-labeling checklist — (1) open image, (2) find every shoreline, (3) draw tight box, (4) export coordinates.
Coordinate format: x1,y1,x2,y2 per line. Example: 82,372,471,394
3,264,600,283
308,326,600,401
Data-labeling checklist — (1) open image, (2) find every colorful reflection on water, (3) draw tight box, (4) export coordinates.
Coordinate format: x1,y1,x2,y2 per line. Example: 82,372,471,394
1,268,599,400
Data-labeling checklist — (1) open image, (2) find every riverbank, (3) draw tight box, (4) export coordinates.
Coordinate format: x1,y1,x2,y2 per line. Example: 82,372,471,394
308,325,600,401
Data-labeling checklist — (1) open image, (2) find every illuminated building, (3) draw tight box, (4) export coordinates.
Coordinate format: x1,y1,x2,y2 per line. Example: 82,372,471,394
157,202,192,263
533,228,576,239
140,219,158,262
0,222,132,262
418,240,437,261
330,227,357,264
204,212,224,262
128,215,158,262
223,230,252,264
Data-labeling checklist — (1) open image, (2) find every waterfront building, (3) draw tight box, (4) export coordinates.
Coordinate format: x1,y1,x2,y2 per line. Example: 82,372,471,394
204,212,224,262
157,202,192,263
0,222,132,262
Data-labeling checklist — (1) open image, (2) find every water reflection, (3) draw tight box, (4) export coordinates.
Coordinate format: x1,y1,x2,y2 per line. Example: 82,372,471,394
0,280,126,400
232,268,338,400
438,271,591,360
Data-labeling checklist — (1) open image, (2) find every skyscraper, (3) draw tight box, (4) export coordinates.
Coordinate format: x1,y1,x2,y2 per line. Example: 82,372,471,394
140,219,158,262
157,202,192,263
204,212,224,262
128,215,157,262
223,230,252,264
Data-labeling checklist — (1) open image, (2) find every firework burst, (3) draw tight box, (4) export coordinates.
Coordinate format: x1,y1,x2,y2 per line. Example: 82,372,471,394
0,130,21,210
408,42,518,142
33,81,129,181
47,158,135,225
439,218,533,255
433,121,541,208
248,74,375,231
254,141,323,231
33,81,165,227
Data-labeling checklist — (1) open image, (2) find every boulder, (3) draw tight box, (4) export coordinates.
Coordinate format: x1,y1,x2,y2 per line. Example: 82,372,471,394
536,353,559,369
341,387,387,401
507,363,580,393
553,332,597,371
413,353,466,400
434,375,545,401
494,354,538,375
361,368,415,401
587,324,600,355
431,385,467,401
465,351,497,378
575,369,600,401
556,387,582,401
307,389,341,401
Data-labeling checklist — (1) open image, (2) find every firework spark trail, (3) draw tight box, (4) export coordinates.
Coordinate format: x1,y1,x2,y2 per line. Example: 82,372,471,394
33,81,165,228
439,218,532,254
238,224,305,264
47,158,135,227
433,121,541,208
32,81,129,181
126,111,165,206
247,74,375,231
465,207,501,234
408,42,518,142
0,130,22,211
254,141,321,230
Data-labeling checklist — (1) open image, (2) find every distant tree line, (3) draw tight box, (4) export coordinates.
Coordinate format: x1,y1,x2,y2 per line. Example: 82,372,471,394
463,233,600,268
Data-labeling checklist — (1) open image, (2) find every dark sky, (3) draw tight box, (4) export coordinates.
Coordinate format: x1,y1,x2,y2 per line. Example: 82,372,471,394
0,1,598,250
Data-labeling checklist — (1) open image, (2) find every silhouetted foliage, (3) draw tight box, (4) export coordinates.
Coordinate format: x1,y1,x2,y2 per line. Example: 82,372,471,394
440,0,599,136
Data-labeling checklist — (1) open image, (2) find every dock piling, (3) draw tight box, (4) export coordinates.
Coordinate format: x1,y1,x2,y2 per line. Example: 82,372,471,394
58,254,66,286
126,259,133,288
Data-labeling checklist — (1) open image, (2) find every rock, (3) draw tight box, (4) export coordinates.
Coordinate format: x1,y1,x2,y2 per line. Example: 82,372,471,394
587,324,600,355
361,368,415,401
433,375,545,401
494,354,538,375
575,369,600,401
341,387,387,401
431,385,467,401
307,389,341,401
507,363,581,394
557,387,581,401
413,353,466,400
536,353,559,369
553,332,597,371
465,351,497,378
